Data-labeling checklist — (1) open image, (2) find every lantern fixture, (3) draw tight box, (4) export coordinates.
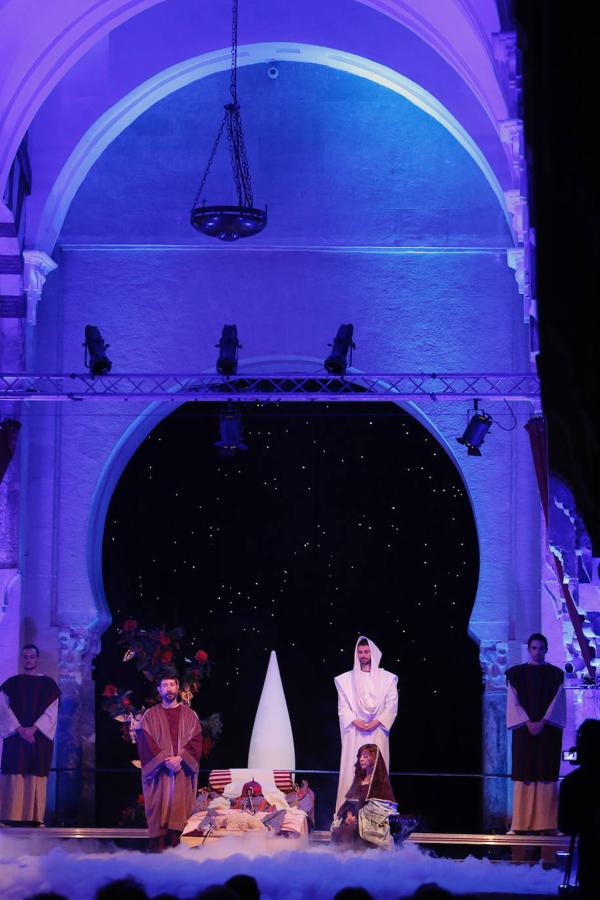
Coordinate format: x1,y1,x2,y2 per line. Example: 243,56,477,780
190,0,267,242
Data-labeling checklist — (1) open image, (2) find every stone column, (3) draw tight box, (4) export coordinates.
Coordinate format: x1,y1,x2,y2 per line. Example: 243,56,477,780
23,249,57,366
480,641,510,831
0,202,25,682
54,624,100,825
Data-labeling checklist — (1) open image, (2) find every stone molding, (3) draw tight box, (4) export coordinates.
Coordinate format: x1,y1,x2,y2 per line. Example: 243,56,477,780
22,249,57,325
504,189,528,245
507,247,525,295
493,31,520,119
499,118,525,190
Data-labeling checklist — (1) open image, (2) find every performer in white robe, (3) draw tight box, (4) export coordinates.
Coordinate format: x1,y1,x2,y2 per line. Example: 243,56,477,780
334,636,398,813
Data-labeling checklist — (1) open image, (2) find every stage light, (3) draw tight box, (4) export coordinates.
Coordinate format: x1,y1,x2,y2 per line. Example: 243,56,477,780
324,324,355,375
456,400,492,456
83,325,112,376
565,657,586,674
216,324,241,376
214,402,248,457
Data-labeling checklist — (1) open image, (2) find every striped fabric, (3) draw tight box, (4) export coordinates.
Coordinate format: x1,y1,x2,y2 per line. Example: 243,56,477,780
208,769,294,794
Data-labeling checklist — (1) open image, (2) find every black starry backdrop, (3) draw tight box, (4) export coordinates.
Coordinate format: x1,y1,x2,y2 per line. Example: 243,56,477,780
97,401,482,829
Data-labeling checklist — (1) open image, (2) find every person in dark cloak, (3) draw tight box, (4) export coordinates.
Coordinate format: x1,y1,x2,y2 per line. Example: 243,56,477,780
505,632,565,840
0,644,60,825
332,743,397,849
558,718,600,900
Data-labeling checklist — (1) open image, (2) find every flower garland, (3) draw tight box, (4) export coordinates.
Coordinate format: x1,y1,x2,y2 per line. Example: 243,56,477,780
101,619,222,755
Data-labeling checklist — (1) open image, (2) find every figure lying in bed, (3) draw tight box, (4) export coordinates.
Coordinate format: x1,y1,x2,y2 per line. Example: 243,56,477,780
230,779,274,813
182,772,310,841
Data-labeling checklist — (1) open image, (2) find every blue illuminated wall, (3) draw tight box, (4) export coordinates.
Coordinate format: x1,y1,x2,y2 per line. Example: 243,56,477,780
43,61,526,376
58,63,509,248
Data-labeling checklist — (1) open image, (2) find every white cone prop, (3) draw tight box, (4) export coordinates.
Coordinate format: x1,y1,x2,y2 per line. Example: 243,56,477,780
248,650,296,770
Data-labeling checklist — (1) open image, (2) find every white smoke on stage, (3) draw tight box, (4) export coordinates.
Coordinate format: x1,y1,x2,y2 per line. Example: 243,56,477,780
0,834,560,900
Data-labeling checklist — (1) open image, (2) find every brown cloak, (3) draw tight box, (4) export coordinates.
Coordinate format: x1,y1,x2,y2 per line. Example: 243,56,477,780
136,704,203,838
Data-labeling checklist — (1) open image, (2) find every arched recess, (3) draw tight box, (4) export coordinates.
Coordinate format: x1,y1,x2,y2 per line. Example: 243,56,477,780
1,0,507,195
87,356,482,642
37,43,511,254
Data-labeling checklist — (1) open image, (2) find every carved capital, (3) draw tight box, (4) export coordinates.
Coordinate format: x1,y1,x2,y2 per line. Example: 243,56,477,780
507,244,535,328
480,641,508,691
493,31,518,68
507,247,525,295
499,119,525,189
504,189,528,245
22,250,57,325
493,32,521,117
58,625,100,684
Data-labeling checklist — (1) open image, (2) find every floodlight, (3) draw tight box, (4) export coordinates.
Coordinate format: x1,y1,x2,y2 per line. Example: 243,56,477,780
214,402,248,456
84,325,112,376
324,324,355,375
565,657,586,674
456,400,492,456
216,324,241,376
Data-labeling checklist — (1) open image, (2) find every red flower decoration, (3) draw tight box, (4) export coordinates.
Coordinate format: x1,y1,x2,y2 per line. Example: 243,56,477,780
161,650,173,663
103,684,119,697
122,697,132,707
122,619,138,632
159,633,171,646
194,650,208,662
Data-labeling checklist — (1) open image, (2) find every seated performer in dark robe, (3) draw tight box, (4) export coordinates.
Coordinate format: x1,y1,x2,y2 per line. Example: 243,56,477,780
332,743,397,849
230,779,274,813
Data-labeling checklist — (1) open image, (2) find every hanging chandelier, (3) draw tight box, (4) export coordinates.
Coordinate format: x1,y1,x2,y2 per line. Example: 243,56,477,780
190,0,267,242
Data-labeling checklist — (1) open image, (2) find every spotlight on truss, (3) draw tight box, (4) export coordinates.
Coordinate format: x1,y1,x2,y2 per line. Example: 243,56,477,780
214,402,248,457
84,325,112,376
216,324,241,376
324,324,355,375
456,399,492,456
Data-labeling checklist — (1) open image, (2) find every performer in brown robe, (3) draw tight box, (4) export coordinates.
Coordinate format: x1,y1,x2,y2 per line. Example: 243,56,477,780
136,672,203,852
332,743,396,849
506,632,565,837
0,644,60,825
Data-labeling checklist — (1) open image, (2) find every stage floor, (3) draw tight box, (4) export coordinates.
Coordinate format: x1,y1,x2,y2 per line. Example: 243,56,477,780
0,826,572,850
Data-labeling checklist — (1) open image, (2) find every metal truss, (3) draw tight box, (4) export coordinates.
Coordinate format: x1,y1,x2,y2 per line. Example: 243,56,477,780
0,372,540,403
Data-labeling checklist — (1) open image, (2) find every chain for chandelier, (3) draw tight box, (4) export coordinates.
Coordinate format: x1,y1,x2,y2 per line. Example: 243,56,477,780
192,0,254,211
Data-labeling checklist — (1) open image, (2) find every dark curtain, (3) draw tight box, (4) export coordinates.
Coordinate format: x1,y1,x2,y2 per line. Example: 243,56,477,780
0,418,21,486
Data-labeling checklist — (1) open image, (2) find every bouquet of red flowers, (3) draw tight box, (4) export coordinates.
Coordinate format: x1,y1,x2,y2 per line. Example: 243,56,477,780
101,620,221,753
